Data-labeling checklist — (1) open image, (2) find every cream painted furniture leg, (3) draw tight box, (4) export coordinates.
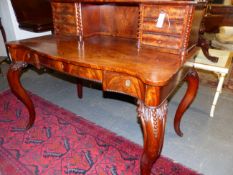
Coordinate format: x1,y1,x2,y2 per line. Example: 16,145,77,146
210,73,226,117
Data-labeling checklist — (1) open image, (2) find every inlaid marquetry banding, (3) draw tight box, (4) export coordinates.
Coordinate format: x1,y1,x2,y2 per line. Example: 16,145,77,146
137,100,168,137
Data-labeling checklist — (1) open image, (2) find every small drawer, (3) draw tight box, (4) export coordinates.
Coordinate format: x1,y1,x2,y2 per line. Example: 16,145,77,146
103,71,144,99
139,4,190,54
141,33,182,50
143,5,186,20
142,19,183,35
52,2,76,14
53,14,77,26
55,24,78,36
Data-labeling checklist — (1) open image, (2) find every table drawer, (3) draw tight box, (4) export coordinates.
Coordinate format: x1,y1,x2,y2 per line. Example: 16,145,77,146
39,56,64,71
70,66,102,82
10,49,42,68
103,71,144,99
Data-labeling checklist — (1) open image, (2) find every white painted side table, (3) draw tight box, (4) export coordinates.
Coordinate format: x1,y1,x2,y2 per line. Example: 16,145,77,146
185,49,233,117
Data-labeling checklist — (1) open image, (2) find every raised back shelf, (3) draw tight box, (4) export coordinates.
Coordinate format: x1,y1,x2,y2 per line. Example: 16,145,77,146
51,0,205,62
52,3,139,38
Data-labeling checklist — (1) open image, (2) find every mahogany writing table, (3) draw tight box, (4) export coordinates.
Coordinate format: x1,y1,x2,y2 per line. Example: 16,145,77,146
7,0,204,174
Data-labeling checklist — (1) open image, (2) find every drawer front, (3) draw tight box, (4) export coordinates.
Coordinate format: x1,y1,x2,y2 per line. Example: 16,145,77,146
52,3,76,14
143,5,186,20
34,54,103,82
53,13,77,26
54,24,78,36
38,56,102,82
139,4,193,54
39,56,64,71
103,71,144,99
70,66,102,82
142,19,183,35
142,33,182,50
9,48,42,69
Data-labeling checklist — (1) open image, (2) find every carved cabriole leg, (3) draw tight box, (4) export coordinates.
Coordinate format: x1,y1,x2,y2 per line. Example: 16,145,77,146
7,61,35,129
174,68,199,137
137,100,168,175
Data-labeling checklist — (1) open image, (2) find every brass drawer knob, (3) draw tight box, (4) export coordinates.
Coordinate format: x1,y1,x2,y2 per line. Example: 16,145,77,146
125,79,131,87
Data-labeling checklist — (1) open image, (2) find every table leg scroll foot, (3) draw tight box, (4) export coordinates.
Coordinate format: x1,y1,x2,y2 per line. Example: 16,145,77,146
198,36,218,63
7,61,35,130
137,100,168,175
174,68,199,137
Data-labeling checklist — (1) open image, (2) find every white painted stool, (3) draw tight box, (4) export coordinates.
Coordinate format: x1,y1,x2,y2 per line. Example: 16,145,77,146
185,49,233,117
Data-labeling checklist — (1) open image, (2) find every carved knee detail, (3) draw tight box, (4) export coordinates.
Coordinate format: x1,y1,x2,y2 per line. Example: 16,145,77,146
10,61,28,71
137,100,168,138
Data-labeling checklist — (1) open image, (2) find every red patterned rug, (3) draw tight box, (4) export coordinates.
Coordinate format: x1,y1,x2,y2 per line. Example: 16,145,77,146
0,90,201,175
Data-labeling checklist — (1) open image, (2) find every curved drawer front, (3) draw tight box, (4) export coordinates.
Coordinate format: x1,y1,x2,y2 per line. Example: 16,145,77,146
69,65,102,82
12,49,103,82
37,54,103,82
103,71,145,99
